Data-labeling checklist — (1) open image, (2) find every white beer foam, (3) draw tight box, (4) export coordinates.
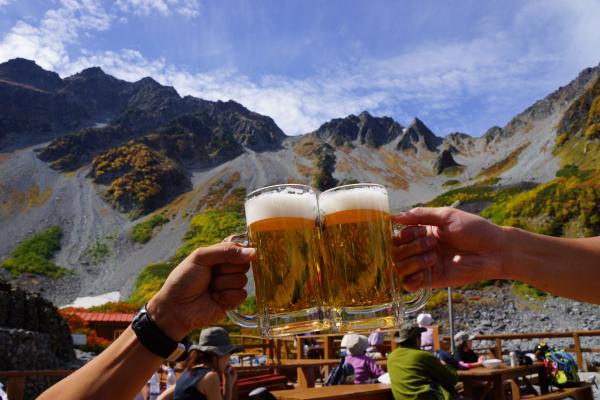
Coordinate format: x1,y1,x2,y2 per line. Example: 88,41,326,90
319,186,389,215
246,190,318,225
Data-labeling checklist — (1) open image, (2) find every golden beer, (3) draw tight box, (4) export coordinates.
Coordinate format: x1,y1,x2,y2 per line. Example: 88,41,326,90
320,208,400,307
249,216,322,314
228,184,329,337
319,184,404,330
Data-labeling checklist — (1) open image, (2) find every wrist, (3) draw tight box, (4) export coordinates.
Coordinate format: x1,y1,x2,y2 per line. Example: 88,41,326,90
147,295,189,341
497,225,519,281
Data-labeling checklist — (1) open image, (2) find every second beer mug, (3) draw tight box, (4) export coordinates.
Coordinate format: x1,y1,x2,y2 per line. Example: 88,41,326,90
227,184,329,337
319,183,430,331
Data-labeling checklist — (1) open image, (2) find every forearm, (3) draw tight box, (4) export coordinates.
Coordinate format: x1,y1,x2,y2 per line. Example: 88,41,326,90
38,327,163,400
501,227,600,304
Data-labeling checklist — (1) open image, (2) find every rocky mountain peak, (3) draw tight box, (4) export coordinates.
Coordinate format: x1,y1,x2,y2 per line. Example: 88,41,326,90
0,58,63,92
314,111,403,147
397,117,442,152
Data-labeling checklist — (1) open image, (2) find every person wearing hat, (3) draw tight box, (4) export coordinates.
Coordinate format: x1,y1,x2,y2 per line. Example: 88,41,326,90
165,327,244,400
342,333,385,384
454,331,484,368
387,324,457,400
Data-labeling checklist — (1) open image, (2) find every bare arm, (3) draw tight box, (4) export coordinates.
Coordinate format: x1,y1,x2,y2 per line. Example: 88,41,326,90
502,227,600,303
38,243,254,400
38,327,162,400
393,207,600,304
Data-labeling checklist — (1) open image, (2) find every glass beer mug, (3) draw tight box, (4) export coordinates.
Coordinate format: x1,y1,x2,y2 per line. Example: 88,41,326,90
318,183,430,331
227,184,330,337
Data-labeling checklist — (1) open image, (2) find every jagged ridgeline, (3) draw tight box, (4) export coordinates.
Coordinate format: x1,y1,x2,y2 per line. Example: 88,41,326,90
1,57,600,305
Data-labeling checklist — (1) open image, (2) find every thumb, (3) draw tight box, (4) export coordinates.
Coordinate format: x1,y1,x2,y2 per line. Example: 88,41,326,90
393,207,453,227
191,242,256,266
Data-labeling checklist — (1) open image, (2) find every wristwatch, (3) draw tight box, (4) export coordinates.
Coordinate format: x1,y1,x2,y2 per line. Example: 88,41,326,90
131,303,188,362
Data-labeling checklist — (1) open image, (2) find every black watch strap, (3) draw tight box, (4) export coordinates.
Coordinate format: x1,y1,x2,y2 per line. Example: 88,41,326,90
131,304,187,360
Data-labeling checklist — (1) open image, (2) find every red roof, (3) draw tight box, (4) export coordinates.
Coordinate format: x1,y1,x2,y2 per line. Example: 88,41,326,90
73,312,134,324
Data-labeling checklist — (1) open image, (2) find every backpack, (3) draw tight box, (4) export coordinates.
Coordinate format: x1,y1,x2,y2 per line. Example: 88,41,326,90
325,357,355,385
543,350,580,388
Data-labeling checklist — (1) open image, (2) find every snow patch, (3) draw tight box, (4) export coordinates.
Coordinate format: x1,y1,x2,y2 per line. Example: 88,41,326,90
61,291,120,308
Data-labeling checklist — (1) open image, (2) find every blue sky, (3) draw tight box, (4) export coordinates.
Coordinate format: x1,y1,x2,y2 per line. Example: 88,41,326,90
1,0,599,136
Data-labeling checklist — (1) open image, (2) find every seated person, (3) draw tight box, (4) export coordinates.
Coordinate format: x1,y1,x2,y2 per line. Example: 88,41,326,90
342,333,385,384
388,324,457,400
454,331,484,368
366,329,386,359
416,313,434,352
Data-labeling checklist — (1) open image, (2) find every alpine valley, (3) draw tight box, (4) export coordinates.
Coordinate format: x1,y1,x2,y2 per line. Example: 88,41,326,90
1,57,600,320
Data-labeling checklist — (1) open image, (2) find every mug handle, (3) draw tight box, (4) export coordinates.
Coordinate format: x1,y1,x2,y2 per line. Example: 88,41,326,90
224,232,258,329
392,222,432,315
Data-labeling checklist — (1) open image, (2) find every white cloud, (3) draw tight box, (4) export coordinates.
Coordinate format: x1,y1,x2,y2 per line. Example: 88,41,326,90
1,0,598,136
115,0,200,17
0,0,13,8
0,0,111,70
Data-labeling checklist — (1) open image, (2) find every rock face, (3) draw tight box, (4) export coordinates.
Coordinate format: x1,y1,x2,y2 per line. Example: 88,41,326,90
434,149,461,174
397,117,443,152
0,278,76,399
0,58,286,154
314,111,404,147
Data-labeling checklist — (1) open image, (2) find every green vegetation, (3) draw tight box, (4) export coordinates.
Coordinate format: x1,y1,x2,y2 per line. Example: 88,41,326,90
338,178,360,186
477,144,528,179
425,184,533,208
129,262,175,305
442,179,460,188
481,173,600,236
239,295,257,315
555,164,591,180
90,142,188,217
129,180,247,303
131,214,169,244
556,75,600,145
0,226,66,278
312,144,338,191
175,209,246,262
512,281,547,301
442,165,464,177
85,241,110,265
424,290,464,311
89,301,139,313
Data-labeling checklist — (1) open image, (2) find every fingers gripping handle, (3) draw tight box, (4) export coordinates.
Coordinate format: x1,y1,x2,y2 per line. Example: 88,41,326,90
392,221,432,314
224,232,258,328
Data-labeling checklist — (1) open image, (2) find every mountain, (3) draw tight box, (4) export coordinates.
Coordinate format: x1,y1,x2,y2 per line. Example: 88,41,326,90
1,58,600,307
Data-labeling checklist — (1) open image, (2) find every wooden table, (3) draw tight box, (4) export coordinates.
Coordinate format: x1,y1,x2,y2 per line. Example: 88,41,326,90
272,383,393,400
458,362,548,400
273,359,387,388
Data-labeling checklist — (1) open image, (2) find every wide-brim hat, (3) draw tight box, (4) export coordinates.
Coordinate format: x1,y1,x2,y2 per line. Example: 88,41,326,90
395,324,426,344
454,331,476,344
189,327,244,356
343,334,369,356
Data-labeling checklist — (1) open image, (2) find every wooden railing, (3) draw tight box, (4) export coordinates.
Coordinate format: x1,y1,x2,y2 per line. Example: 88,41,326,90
0,370,75,400
464,329,600,372
3,329,597,399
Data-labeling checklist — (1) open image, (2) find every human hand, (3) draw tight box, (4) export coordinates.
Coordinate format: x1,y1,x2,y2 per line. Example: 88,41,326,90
392,207,507,290
147,242,255,341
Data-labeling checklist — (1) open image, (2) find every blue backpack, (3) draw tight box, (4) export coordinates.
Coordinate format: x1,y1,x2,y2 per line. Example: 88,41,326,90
325,357,355,385
543,350,580,388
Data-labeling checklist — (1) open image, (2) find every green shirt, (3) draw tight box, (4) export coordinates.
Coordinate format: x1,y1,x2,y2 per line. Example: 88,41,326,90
388,346,458,400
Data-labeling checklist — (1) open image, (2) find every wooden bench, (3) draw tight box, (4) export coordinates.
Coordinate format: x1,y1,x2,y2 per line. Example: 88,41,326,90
529,383,594,400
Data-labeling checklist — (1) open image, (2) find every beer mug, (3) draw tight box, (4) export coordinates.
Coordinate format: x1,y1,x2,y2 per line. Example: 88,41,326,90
318,183,430,331
227,184,330,337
